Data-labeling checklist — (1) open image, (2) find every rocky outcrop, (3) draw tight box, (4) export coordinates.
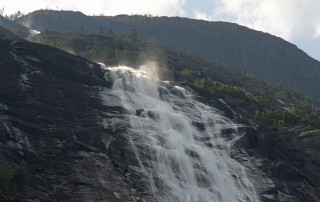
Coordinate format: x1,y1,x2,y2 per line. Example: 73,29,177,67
228,125,320,202
0,30,147,201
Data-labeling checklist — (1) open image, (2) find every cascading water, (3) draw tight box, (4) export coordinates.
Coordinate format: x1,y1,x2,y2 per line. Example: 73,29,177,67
101,64,260,202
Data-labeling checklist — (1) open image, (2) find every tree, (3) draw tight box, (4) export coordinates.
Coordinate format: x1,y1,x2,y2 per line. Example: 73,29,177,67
107,29,115,38
194,79,208,89
80,25,84,34
289,104,299,116
129,29,139,43
181,69,192,78
99,25,104,35
6,11,23,20
0,7,4,16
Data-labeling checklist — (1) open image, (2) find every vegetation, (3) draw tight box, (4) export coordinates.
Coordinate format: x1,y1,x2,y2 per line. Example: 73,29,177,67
29,31,320,133
194,78,265,105
258,109,319,129
179,65,320,130
0,8,24,20
30,30,141,65
15,10,320,101
0,162,28,199
299,129,320,137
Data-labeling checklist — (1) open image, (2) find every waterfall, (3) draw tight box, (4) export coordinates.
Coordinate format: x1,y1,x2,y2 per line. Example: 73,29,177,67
102,65,260,202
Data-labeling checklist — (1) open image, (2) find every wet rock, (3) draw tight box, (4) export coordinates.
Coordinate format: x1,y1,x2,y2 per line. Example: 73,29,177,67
271,162,300,181
185,148,200,158
192,121,206,131
0,35,148,201
147,110,160,120
232,126,258,149
136,109,145,117
221,128,235,138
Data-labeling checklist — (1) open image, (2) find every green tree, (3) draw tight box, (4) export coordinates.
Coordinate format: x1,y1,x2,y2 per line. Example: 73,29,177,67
99,25,104,35
181,69,192,78
6,10,23,20
107,29,115,38
0,7,4,16
289,104,299,116
80,24,84,34
129,29,139,43
194,79,208,89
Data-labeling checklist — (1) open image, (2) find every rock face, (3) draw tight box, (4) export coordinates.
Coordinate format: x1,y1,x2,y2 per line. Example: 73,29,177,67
226,125,320,202
256,128,320,201
0,27,319,202
0,30,148,201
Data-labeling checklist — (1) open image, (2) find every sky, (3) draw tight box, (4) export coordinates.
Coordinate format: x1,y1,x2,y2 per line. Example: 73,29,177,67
0,0,319,61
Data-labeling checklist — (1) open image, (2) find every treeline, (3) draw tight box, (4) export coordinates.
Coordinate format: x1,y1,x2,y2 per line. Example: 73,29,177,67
31,31,141,66
193,78,265,105
30,31,320,132
258,108,319,130
0,9,24,20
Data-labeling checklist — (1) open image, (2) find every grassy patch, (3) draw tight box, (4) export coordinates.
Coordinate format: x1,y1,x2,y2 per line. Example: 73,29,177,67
299,129,320,137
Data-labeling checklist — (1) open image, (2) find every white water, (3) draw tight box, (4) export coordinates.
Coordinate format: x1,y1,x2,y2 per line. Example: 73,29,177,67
103,65,259,202
29,29,41,36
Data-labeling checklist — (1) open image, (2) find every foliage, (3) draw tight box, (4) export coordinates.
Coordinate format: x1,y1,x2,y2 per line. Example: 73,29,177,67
12,29,28,38
0,162,28,197
119,29,140,43
30,31,140,65
1,9,24,20
29,30,320,134
257,108,320,129
180,69,193,79
104,138,112,151
194,78,265,106
299,129,320,137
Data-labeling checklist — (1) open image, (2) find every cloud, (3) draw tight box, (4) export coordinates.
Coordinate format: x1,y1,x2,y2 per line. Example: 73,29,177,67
193,9,212,21
0,0,186,16
197,0,320,42
103,0,186,16
191,0,320,60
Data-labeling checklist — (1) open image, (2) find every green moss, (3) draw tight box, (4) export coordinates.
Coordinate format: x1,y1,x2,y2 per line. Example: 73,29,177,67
104,139,112,151
299,129,320,137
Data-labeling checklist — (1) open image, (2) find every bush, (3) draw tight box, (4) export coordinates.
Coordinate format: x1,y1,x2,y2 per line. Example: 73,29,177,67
0,163,28,196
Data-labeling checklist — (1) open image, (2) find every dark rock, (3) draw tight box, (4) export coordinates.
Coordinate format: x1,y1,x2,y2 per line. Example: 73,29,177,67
192,121,206,131
185,148,200,158
147,110,160,120
0,37,149,201
136,109,145,117
271,162,300,181
221,127,237,140
232,126,259,149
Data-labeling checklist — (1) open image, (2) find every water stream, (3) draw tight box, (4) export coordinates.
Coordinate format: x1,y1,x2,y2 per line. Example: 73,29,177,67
103,65,259,202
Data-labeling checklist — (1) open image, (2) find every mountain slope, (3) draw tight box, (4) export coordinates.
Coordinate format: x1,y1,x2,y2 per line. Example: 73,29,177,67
0,15,29,37
1,26,320,201
16,10,320,101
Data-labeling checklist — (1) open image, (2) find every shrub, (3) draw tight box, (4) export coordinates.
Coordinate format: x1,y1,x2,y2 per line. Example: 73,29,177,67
0,163,28,197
